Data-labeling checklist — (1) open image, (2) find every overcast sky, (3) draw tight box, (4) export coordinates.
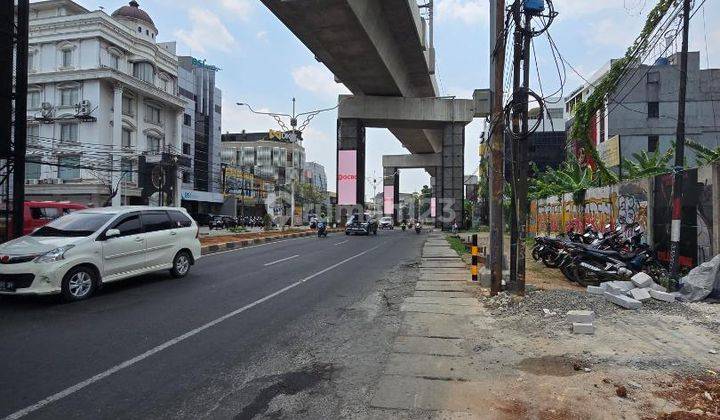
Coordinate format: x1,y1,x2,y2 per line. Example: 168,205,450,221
71,0,719,199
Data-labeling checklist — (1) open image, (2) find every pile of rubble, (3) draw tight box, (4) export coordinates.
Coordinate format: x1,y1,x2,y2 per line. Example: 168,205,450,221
587,273,675,309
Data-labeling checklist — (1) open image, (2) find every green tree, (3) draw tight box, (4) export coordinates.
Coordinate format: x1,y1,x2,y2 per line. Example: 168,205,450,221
620,148,673,179
686,139,720,166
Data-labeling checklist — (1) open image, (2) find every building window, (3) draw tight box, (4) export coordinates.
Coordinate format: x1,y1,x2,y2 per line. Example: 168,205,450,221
28,124,39,143
183,113,191,126
121,128,132,148
58,155,80,180
182,142,191,155
598,108,606,143
122,96,134,116
138,26,142,33
145,104,161,125
61,49,73,68
133,62,154,83
27,91,41,109
147,135,161,153
182,172,191,183
28,50,36,71
25,157,41,180
648,102,659,118
60,88,79,107
648,135,659,153
60,123,78,143
109,54,119,70
121,158,133,181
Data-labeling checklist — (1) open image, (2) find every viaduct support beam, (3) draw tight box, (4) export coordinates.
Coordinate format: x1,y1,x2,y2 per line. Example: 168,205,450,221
337,118,366,215
382,153,441,169
438,122,465,230
383,166,399,222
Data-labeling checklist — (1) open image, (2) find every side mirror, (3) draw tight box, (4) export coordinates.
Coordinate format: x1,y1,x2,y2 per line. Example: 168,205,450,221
105,228,120,239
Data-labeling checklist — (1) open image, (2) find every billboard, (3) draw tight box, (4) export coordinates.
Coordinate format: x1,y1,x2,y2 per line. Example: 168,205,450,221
598,135,621,167
430,197,437,218
383,186,394,216
337,150,357,205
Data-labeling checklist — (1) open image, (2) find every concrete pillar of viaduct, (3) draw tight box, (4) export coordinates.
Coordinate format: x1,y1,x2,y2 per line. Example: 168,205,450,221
439,122,465,230
383,166,399,222
336,118,366,223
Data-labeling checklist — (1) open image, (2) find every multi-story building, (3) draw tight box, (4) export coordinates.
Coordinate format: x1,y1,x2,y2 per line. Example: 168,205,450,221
177,56,224,216
303,161,327,192
25,0,186,206
221,130,306,185
565,52,720,168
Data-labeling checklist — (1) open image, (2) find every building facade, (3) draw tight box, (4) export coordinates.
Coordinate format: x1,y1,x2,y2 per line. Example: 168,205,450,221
565,52,720,169
303,161,327,192
177,56,224,216
221,130,306,185
25,0,186,206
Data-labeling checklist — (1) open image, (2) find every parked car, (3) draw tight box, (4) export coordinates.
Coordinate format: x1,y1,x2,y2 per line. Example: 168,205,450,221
0,206,201,301
379,216,394,230
0,201,87,239
345,213,378,236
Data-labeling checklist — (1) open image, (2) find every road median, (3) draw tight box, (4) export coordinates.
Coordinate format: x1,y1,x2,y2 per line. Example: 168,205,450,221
200,229,343,255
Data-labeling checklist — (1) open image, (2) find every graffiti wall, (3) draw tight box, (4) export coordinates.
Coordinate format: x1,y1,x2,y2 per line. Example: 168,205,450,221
529,180,650,240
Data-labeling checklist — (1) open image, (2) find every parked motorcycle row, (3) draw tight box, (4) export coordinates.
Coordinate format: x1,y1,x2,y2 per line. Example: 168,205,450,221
532,223,668,287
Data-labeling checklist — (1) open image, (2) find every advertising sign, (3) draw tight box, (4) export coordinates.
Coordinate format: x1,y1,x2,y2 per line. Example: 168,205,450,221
598,135,621,167
383,186,394,216
430,197,437,218
337,150,357,205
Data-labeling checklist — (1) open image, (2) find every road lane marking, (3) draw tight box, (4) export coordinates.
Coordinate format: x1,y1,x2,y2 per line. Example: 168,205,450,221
334,240,348,246
264,254,299,266
3,244,383,420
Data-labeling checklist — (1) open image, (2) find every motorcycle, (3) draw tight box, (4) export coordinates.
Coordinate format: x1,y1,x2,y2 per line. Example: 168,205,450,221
415,222,422,234
317,221,327,238
401,222,407,231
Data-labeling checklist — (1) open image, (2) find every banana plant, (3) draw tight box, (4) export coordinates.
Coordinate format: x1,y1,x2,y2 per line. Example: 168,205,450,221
685,139,720,166
620,148,673,179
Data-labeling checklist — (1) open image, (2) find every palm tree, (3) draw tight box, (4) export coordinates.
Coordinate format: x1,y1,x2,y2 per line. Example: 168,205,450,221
685,139,720,166
620,148,673,180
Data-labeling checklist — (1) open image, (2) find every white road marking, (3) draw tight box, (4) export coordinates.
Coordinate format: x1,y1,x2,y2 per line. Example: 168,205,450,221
263,254,300,266
3,244,383,420
334,240,348,246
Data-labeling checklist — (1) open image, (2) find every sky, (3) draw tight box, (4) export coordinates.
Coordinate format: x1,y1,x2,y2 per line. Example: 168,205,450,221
71,0,719,199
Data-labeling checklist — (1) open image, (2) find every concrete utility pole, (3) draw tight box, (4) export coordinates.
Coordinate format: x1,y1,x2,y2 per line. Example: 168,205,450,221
508,0,522,291
12,0,29,237
668,0,691,280
488,0,506,296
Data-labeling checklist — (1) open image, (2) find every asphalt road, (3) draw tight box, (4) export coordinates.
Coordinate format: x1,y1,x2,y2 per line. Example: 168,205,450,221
0,228,425,419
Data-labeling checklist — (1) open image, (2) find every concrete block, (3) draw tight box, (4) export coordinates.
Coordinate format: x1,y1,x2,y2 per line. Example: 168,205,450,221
567,310,595,324
572,322,595,335
587,285,605,295
611,281,636,292
628,288,652,301
631,272,654,288
604,292,642,309
649,289,675,302
605,284,625,296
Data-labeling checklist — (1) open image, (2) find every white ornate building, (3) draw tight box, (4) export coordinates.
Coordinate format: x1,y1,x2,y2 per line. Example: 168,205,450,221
25,0,186,206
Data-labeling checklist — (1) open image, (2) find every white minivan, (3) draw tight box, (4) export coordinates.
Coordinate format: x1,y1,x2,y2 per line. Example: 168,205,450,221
0,206,202,301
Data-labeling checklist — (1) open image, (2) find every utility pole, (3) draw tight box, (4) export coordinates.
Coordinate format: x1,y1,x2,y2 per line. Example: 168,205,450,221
488,0,506,296
12,0,29,238
508,0,522,291
668,0,691,281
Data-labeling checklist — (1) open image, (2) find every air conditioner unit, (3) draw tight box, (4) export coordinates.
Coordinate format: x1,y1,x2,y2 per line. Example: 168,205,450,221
25,179,39,185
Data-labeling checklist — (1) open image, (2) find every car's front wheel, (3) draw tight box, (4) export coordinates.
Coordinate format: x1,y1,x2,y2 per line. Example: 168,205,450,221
170,251,192,278
61,266,97,302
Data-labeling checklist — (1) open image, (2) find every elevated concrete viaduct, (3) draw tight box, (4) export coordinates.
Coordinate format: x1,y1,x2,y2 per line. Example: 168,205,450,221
260,0,491,228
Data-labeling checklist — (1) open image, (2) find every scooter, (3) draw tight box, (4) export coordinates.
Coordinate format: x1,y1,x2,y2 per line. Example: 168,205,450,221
415,222,422,234
317,221,327,238
401,222,407,231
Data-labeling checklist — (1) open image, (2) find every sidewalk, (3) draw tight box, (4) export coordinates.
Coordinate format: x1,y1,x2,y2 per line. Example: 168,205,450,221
366,233,720,419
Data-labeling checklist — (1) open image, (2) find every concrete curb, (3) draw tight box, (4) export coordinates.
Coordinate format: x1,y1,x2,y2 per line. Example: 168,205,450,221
200,229,343,255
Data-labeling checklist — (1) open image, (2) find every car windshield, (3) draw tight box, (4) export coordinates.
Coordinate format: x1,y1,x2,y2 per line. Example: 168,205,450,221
381,217,392,222
31,212,115,237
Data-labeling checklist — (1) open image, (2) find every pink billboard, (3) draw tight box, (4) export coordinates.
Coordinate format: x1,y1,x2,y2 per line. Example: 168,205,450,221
337,150,357,205
430,197,436,218
383,186,394,216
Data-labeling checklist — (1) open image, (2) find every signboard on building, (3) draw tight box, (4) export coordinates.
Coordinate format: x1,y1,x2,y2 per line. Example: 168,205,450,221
337,150,357,205
598,135,621,167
